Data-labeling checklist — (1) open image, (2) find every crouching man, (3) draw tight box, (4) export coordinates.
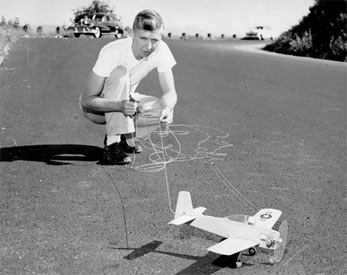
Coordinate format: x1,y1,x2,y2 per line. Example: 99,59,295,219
80,10,177,164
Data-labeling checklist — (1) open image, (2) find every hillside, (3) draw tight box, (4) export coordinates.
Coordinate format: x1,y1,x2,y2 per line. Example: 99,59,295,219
264,0,347,62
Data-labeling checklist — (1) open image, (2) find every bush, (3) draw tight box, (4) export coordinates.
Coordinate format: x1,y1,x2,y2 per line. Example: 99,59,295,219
330,36,347,61
264,0,347,62
0,26,22,57
289,31,313,56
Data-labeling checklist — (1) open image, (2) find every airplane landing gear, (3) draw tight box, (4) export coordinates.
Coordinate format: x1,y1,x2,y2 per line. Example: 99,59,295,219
236,260,243,268
248,247,257,256
268,256,276,265
235,252,243,268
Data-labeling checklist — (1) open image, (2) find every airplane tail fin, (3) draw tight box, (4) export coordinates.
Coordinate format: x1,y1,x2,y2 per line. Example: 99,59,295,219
174,191,194,219
168,191,206,225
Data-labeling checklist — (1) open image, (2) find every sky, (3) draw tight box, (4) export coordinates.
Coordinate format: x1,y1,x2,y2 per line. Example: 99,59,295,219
0,0,315,37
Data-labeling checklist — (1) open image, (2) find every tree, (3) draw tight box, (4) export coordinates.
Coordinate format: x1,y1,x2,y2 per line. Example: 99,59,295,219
264,0,347,61
72,0,119,23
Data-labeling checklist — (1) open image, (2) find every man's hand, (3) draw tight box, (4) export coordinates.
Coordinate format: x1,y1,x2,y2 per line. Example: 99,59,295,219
160,106,173,125
120,99,138,116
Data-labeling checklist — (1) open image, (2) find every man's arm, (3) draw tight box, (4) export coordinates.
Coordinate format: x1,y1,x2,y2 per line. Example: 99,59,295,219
158,69,177,124
80,71,137,116
159,70,177,109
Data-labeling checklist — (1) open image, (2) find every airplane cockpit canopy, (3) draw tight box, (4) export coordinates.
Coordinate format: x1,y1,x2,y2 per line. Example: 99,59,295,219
226,214,253,224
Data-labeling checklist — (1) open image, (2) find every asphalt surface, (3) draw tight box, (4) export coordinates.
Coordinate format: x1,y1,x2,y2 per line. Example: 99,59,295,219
0,37,346,275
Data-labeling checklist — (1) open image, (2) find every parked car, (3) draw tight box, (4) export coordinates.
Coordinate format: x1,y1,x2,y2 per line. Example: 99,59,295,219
241,31,261,40
242,26,275,40
69,13,124,38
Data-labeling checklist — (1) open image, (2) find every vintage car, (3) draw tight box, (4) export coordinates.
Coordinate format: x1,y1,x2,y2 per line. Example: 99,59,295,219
70,13,124,38
242,26,275,40
241,31,261,40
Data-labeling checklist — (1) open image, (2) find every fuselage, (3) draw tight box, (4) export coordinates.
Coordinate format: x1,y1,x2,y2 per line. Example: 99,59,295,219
190,215,280,249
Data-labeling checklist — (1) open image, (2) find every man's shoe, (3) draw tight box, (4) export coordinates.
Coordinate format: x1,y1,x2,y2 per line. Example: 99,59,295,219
120,134,143,154
103,141,131,165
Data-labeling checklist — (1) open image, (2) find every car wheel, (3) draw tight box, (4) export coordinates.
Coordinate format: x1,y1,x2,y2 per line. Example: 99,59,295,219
73,33,80,38
94,27,102,38
115,29,123,39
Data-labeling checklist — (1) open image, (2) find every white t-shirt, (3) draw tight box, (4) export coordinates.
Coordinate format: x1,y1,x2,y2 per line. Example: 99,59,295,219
93,37,176,93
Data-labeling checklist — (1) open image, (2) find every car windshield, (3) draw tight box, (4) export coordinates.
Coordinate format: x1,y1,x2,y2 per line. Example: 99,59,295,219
94,14,104,20
74,14,92,23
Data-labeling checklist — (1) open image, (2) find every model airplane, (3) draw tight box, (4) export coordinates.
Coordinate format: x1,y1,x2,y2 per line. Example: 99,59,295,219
169,191,288,267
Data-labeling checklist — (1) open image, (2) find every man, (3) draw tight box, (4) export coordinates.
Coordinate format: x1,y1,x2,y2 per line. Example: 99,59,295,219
80,10,177,165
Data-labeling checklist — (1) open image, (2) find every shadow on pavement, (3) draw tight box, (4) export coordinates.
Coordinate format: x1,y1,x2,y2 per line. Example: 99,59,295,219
110,240,245,274
0,144,103,165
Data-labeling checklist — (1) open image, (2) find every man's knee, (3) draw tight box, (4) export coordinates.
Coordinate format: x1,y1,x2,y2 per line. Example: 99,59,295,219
101,66,129,99
109,66,128,80
138,95,162,116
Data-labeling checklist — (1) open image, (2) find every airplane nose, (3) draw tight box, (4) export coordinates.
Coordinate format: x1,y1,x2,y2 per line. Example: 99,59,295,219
265,238,275,248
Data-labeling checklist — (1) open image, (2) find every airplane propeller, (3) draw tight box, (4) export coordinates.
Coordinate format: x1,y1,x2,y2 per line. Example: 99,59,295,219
273,220,288,263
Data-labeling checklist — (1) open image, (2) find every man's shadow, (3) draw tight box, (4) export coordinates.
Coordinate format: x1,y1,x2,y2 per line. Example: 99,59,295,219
0,144,103,165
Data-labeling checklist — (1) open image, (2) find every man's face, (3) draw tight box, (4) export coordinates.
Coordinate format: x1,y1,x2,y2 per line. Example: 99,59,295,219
132,28,163,59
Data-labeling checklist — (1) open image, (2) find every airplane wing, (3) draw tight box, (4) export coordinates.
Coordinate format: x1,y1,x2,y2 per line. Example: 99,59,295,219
207,238,258,255
169,215,196,225
168,207,206,225
252,208,282,229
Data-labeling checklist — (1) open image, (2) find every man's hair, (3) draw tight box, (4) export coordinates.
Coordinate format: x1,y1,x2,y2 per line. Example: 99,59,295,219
133,9,163,32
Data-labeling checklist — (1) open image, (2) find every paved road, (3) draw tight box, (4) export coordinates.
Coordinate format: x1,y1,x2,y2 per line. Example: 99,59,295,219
0,38,346,275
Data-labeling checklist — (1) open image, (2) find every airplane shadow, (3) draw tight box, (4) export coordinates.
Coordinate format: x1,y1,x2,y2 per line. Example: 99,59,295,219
0,144,104,165
109,240,249,274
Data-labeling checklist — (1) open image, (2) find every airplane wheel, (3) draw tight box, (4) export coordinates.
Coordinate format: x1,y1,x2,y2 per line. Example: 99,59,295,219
248,247,257,256
268,256,275,265
236,261,243,268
